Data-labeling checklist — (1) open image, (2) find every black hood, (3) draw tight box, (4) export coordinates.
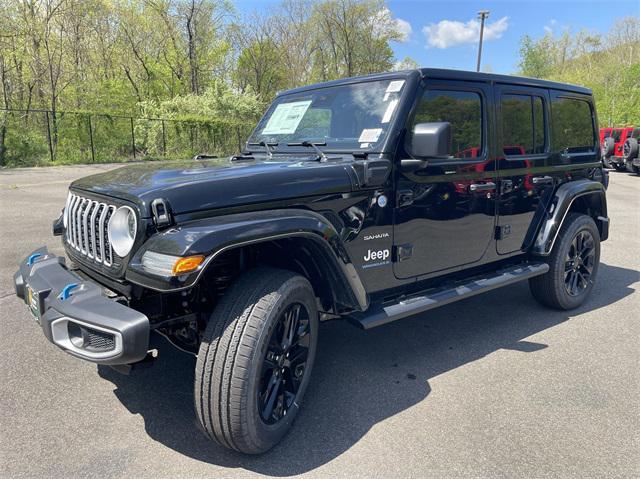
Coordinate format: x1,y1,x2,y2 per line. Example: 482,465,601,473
70,157,355,217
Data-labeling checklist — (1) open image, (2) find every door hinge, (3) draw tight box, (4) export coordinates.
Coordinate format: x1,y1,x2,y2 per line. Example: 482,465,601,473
495,225,511,240
394,244,413,262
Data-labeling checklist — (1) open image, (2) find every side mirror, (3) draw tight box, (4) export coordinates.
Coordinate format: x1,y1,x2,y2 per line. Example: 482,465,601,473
410,122,452,158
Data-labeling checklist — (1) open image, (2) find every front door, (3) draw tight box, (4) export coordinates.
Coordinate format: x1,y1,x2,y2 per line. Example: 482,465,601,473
393,81,497,279
494,85,554,254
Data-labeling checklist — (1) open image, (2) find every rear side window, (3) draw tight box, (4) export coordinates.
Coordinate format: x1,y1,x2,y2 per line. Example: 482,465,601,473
411,89,483,159
551,97,595,153
501,94,546,155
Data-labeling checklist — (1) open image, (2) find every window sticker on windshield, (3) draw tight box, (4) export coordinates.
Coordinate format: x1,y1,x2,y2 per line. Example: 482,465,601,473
381,99,399,124
358,128,382,143
386,80,405,93
262,100,312,135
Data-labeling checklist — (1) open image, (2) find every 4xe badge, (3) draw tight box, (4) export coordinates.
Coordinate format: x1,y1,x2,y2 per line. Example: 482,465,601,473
362,248,390,269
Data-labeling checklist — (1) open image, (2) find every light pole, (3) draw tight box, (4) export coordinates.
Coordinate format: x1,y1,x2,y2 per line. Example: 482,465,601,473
476,10,490,72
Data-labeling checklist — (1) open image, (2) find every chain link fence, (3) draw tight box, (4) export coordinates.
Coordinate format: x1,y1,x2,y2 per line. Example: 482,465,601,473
0,108,256,167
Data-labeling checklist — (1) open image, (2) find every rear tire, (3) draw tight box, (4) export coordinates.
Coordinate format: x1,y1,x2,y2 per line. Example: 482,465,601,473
529,213,600,310
195,267,318,454
623,138,638,160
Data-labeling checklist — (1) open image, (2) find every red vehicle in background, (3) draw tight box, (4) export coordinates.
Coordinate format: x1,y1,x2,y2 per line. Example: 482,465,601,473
623,127,640,174
602,127,634,170
599,127,613,144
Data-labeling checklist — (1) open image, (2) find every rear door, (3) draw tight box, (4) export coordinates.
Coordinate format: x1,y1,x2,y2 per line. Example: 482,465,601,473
495,85,553,254
393,80,497,278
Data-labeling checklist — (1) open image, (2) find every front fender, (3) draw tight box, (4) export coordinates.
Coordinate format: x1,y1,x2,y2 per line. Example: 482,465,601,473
126,209,368,310
532,179,608,255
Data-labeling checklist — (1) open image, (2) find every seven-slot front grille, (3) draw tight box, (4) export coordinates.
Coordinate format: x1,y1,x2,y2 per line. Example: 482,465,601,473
65,192,116,266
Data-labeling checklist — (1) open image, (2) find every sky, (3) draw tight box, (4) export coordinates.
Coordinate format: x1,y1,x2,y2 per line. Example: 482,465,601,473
234,0,640,74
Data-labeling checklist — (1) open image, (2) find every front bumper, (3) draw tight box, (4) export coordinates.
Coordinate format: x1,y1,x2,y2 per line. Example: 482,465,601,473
14,247,149,365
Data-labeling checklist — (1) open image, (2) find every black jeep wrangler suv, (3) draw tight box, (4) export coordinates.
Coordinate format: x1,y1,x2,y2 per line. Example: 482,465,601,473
14,69,609,454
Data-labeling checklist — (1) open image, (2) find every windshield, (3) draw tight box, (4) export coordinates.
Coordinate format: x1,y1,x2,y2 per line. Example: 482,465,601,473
248,78,407,152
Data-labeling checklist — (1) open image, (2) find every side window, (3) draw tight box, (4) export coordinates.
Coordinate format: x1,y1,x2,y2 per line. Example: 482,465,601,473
551,97,595,153
501,94,546,155
410,89,483,159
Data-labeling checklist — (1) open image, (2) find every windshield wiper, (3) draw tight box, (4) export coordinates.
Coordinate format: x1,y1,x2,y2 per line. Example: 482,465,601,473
287,140,328,162
230,153,255,162
247,140,278,158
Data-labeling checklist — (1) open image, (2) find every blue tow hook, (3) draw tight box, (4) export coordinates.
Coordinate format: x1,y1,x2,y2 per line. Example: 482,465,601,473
27,253,42,266
58,283,78,300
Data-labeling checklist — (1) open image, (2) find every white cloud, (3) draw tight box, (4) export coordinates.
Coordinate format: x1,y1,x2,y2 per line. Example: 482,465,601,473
544,19,557,34
422,16,509,49
394,17,413,42
373,8,412,42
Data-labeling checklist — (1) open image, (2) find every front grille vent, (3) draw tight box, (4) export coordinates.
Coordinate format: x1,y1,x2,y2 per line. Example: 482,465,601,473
82,326,116,352
65,192,116,266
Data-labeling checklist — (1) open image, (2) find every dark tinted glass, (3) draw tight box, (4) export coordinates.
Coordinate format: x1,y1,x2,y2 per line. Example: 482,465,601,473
501,94,546,155
412,90,482,158
533,97,544,152
551,98,595,153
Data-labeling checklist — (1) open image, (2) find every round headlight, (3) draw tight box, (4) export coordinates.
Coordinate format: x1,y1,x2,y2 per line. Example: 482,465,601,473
108,206,137,257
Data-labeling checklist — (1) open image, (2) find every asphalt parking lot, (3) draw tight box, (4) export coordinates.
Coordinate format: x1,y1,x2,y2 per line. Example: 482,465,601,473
0,164,638,478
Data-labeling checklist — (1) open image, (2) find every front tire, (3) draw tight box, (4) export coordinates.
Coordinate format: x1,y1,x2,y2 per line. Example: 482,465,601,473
195,267,318,454
529,213,600,310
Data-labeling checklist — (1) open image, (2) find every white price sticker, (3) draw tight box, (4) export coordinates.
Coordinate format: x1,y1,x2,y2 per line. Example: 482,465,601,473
385,80,405,93
358,128,382,143
381,99,399,124
262,100,312,135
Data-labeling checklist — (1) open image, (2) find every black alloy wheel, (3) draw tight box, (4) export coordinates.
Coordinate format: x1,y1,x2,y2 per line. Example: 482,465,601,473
529,213,600,310
259,303,311,424
564,230,596,297
195,267,318,454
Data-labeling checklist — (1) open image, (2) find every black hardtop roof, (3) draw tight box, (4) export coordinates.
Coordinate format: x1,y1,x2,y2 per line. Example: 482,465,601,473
278,68,592,96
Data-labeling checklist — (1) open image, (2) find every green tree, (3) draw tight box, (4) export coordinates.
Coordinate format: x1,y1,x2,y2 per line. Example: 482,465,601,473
517,17,640,128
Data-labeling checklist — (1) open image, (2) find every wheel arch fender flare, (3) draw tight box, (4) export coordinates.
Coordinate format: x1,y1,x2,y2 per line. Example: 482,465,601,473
127,209,368,311
532,179,608,256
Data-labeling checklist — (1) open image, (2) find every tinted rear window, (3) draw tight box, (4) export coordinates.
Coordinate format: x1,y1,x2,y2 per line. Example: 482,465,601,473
551,97,595,153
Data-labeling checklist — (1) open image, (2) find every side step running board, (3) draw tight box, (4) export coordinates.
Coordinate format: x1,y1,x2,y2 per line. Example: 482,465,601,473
353,262,549,330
